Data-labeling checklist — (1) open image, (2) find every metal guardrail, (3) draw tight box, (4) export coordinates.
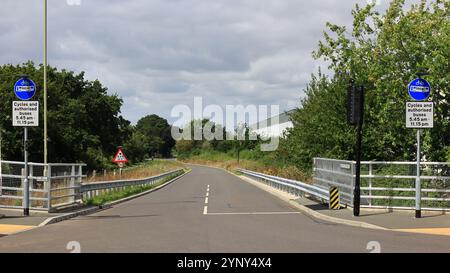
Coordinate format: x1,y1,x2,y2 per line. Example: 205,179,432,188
238,168,329,202
1,160,184,212
80,169,184,200
313,158,450,211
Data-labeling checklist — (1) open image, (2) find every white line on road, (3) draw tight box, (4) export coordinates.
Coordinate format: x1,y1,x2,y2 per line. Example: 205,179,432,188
203,185,210,215
206,211,302,216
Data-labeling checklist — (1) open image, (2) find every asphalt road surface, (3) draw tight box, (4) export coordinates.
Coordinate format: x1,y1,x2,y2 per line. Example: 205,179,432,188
0,165,449,253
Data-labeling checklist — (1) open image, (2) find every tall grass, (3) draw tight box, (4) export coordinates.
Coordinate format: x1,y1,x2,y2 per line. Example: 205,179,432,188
86,160,184,182
179,149,312,183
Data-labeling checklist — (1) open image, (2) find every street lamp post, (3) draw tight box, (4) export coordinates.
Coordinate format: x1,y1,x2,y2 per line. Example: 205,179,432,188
44,0,48,166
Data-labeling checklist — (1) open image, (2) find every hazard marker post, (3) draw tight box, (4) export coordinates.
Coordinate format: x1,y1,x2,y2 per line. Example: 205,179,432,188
329,187,340,210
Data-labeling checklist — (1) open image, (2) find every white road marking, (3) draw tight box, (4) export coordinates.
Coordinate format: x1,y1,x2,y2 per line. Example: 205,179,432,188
203,185,210,215
206,211,302,216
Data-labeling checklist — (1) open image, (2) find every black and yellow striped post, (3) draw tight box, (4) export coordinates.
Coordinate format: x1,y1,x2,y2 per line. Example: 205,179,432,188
329,187,340,210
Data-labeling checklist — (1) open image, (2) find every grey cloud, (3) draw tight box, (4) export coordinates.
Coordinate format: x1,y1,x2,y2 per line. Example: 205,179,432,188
0,0,398,125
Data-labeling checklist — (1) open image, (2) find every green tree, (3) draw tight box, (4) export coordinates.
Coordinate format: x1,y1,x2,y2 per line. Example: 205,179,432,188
283,0,449,171
0,62,131,170
132,114,175,158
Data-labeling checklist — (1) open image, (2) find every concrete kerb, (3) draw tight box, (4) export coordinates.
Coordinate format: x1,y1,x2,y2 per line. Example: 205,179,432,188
38,168,191,227
182,162,387,231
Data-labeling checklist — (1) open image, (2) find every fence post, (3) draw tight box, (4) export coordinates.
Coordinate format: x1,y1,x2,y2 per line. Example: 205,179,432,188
70,165,75,203
78,165,83,201
29,165,34,192
21,168,25,208
46,165,52,212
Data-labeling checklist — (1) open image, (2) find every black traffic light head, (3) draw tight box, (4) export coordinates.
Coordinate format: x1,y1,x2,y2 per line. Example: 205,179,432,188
347,85,364,125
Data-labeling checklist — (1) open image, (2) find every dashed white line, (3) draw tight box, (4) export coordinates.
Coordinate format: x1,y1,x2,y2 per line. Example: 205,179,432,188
203,185,210,215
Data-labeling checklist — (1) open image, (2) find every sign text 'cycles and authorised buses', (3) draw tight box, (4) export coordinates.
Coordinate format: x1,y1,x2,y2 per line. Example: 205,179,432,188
406,102,433,128
12,101,39,127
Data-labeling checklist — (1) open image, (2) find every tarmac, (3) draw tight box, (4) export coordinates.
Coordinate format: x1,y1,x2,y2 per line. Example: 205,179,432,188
0,165,449,239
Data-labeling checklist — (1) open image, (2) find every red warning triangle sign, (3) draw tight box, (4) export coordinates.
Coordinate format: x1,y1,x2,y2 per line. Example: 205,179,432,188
113,148,128,163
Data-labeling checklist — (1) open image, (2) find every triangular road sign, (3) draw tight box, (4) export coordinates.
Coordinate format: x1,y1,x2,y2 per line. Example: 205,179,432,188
113,148,128,163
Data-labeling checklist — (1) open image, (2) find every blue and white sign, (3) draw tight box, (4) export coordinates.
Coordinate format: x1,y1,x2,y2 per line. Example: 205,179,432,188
14,78,36,101
408,78,430,101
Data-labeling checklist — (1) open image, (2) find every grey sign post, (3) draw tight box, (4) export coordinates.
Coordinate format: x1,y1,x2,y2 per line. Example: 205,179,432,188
13,76,39,216
406,76,432,219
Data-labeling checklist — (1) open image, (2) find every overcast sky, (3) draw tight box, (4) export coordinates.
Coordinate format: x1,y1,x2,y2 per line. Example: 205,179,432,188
0,0,395,126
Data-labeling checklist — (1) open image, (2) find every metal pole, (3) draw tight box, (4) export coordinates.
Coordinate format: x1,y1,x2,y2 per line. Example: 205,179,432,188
368,163,372,207
23,128,29,216
415,129,421,218
44,0,48,166
353,86,364,217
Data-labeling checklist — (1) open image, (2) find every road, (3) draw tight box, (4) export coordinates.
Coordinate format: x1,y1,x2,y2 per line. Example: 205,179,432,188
0,165,449,252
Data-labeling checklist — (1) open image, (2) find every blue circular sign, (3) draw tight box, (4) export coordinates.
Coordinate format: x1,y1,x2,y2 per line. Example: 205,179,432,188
408,78,430,101
14,78,36,100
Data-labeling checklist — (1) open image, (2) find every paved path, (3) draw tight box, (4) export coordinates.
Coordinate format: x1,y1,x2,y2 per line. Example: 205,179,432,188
0,165,449,252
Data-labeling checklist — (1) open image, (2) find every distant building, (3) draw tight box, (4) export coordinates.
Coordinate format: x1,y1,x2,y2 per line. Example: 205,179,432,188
249,109,295,138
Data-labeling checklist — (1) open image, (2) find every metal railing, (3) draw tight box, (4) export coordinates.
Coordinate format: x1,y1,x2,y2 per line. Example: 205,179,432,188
80,169,184,200
238,168,329,202
1,160,184,212
0,160,85,211
313,158,450,211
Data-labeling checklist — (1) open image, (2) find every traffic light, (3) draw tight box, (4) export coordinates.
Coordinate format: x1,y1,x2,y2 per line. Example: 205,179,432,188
347,85,364,125
346,82,365,217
